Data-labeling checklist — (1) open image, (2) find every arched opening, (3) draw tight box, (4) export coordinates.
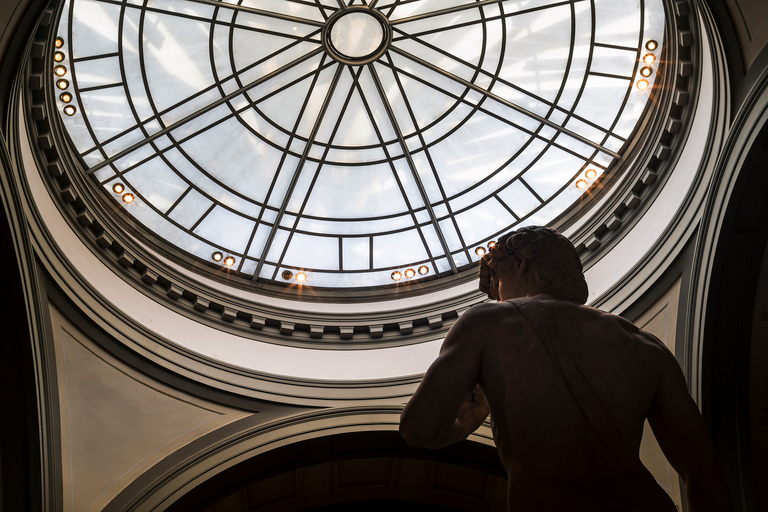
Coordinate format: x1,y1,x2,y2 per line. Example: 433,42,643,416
166,431,506,512
703,117,768,511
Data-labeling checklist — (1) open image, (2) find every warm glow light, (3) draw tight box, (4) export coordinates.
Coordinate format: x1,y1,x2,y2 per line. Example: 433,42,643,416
418,265,429,275
475,247,486,256
391,271,402,281
636,79,649,90
60,92,72,103
646,40,658,51
642,53,655,65
54,51,65,62
640,66,652,77
55,37,64,48
122,193,134,203
54,65,67,76
112,183,124,194
487,241,496,249
212,252,223,262
224,256,236,267
56,79,69,89
576,179,588,190
296,272,307,283
585,169,597,179
63,105,76,116
404,268,416,278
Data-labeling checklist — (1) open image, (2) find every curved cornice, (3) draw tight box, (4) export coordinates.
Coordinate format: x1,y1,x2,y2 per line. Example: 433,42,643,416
0,74,62,512
12,57,433,404
587,0,731,314
18,0,699,349
569,0,700,267
2,0,732,408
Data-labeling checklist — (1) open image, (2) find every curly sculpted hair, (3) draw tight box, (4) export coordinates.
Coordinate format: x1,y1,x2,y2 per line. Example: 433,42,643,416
478,226,589,304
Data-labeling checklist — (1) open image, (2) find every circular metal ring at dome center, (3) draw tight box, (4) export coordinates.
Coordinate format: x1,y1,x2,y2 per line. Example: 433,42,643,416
331,12,383,57
324,8,391,65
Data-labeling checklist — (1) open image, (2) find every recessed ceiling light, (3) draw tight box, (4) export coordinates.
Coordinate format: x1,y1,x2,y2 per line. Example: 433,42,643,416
63,105,76,116
112,183,124,194
404,268,416,278
282,270,293,280
576,179,588,190
295,272,307,283
56,79,69,90
60,92,72,103
643,53,655,65
122,193,134,203
224,256,236,267
54,65,67,76
391,271,402,281
645,40,658,51
418,266,429,275
585,169,597,179
54,51,65,62
636,79,650,90
487,241,496,249
212,252,223,262
640,66,652,77
55,37,64,48
475,247,486,256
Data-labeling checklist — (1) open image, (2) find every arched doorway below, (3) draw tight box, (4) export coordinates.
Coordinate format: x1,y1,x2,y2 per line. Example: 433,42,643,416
169,431,507,512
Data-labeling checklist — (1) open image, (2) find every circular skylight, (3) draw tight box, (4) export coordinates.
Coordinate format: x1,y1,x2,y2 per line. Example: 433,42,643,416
53,0,664,290
327,8,389,62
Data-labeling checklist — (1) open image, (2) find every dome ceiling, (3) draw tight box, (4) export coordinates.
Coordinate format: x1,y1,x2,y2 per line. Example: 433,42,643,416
52,0,664,291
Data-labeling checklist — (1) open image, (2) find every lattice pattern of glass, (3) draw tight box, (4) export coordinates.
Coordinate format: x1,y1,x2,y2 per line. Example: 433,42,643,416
54,0,664,288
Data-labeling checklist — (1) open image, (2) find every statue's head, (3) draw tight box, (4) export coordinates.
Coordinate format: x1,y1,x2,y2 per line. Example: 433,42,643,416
478,226,589,304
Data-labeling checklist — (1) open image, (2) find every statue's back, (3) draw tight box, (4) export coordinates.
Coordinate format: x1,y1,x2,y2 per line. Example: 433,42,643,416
480,298,678,511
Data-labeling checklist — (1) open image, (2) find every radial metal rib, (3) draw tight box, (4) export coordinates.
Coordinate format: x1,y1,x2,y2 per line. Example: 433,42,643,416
389,45,621,159
87,47,325,174
253,64,345,280
185,0,326,27
389,0,507,25
368,63,459,274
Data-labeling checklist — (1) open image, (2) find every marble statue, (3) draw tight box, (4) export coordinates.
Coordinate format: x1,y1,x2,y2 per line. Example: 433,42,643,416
399,226,732,511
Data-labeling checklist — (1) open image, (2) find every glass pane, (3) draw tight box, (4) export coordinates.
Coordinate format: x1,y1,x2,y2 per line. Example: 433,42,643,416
56,0,665,289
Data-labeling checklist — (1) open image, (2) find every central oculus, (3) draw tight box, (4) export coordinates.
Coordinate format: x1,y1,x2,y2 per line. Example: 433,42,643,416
324,8,390,64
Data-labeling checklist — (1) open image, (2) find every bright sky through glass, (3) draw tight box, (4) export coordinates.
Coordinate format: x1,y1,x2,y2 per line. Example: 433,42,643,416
55,0,664,289
330,11,385,58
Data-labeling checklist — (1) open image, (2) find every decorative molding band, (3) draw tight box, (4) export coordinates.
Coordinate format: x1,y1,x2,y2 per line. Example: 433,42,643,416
6,7,437,405
18,0,696,348
571,0,699,268
0,61,64,512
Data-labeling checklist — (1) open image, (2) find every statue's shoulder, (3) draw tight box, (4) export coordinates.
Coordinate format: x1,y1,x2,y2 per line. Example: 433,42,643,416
464,301,516,318
586,307,671,357
460,301,526,329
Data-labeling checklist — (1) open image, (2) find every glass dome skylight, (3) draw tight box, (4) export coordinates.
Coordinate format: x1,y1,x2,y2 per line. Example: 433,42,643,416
53,0,664,289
